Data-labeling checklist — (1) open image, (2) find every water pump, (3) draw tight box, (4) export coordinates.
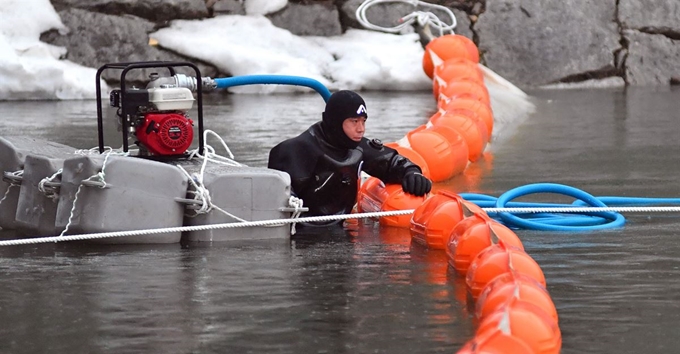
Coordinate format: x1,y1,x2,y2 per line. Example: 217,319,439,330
96,61,213,157
109,80,196,156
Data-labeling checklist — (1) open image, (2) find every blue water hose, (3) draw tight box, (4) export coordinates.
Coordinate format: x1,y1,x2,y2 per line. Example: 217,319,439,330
573,196,680,206
214,75,332,102
460,183,680,231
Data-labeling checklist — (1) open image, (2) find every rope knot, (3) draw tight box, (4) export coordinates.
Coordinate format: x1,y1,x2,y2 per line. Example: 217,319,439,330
38,168,62,200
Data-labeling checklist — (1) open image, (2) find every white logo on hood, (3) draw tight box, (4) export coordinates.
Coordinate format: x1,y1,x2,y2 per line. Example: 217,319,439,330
356,104,367,115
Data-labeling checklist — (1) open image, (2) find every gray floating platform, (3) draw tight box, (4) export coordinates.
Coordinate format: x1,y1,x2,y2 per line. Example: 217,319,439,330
0,137,76,234
176,161,293,243
2,135,297,245
55,155,189,244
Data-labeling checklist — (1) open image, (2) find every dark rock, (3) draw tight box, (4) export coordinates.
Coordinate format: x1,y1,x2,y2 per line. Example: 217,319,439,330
475,0,620,87
426,0,483,14
619,0,680,34
35,0,680,88
268,1,342,36
212,0,245,15
451,9,473,41
624,30,680,86
40,8,219,84
49,0,209,23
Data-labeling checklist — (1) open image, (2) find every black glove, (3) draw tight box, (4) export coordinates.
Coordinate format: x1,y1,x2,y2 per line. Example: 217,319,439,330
402,168,432,196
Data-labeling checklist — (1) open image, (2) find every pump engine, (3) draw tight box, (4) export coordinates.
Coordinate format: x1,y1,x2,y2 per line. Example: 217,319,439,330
109,75,197,156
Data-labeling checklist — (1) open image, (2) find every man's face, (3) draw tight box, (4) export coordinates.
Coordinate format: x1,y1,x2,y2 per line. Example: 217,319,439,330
342,117,367,142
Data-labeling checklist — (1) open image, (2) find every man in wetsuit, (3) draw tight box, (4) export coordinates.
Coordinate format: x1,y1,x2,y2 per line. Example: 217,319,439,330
267,90,431,225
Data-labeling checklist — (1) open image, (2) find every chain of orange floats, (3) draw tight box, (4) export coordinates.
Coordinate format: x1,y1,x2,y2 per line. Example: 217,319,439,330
355,34,561,354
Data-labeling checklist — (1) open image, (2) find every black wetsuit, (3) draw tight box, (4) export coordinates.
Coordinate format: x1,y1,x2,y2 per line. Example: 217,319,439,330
268,122,422,224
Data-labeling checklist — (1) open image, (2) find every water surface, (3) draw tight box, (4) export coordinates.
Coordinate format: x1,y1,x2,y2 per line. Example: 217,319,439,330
1,87,679,353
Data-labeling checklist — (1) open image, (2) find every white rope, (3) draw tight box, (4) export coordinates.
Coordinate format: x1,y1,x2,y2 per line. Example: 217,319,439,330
356,0,457,35
179,129,250,222
0,184,16,206
177,165,213,216
176,164,249,223
3,169,23,183
0,170,23,207
187,129,243,170
179,132,306,229
74,146,119,156
59,148,128,237
3,205,680,246
179,166,305,229
38,168,62,200
288,196,305,235
42,148,123,194
0,209,415,246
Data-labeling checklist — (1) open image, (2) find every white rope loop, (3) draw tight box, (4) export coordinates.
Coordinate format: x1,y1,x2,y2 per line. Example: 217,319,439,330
177,165,214,216
356,0,457,35
187,129,243,174
182,130,246,220
181,129,246,221
3,169,23,185
59,148,128,237
75,146,110,156
177,165,249,223
38,168,63,200
182,130,306,228
288,196,305,235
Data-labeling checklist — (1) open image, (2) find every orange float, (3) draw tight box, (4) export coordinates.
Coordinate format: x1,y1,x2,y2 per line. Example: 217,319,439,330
438,79,491,108
476,272,558,324
447,215,524,276
429,110,443,122
430,110,489,147
476,300,562,354
465,242,546,299
421,124,469,175
357,176,384,213
423,34,480,79
385,142,431,179
399,126,459,182
446,213,489,270
418,37,561,353
432,58,484,99
428,113,487,162
441,98,494,138
410,191,483,249
379,183,428,227
356,176,426,228
450,108,489,143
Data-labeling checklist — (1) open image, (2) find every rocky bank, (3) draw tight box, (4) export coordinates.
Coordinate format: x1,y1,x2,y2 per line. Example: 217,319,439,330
41,0,680,88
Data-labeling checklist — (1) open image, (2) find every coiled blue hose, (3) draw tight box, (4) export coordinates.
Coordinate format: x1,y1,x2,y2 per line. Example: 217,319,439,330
460,183,680,231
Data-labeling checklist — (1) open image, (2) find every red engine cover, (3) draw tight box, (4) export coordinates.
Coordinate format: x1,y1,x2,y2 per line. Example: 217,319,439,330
136,113,194,156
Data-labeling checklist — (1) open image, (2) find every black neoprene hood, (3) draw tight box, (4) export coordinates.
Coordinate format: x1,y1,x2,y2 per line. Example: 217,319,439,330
321,90,368,149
